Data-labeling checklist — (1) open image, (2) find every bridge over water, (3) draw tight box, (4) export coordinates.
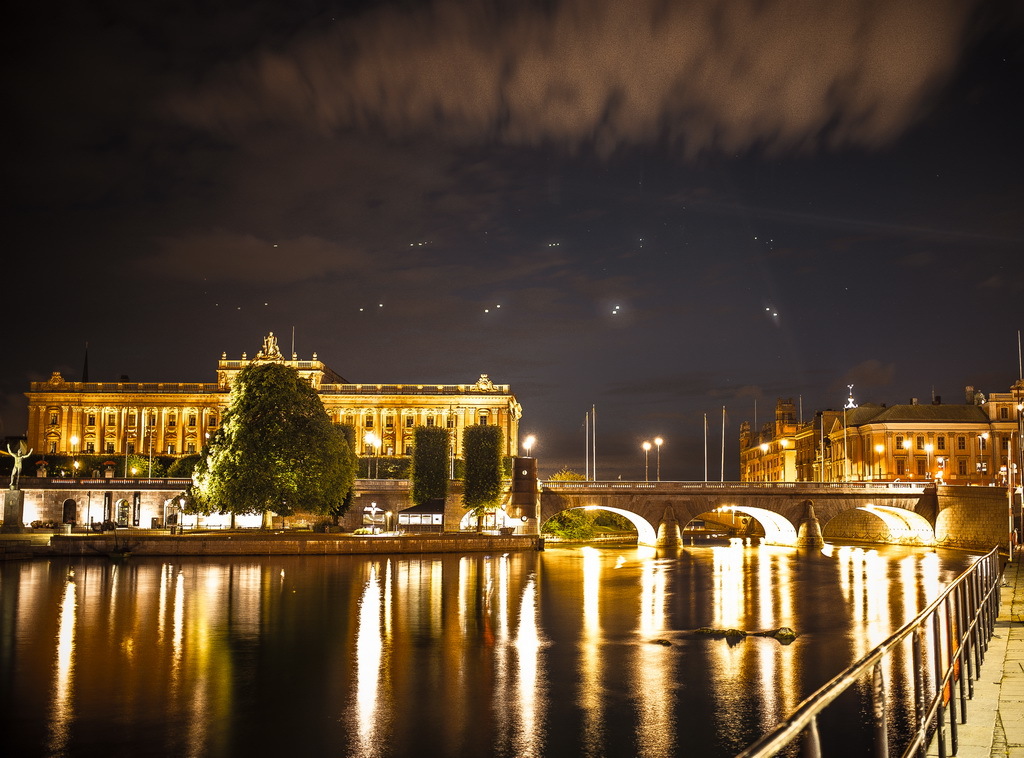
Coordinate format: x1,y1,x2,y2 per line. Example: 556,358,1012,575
528,478,1010,552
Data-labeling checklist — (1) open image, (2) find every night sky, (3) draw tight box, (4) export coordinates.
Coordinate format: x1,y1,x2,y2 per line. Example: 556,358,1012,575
4,0,1023,480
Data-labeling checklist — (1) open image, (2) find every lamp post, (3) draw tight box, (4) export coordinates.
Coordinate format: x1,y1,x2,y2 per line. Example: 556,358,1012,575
925,443,934,480
364,432,381,478
654,437,663,481
642,441,652,482
874,444,884,480
902,438,912,479
978,433,989,484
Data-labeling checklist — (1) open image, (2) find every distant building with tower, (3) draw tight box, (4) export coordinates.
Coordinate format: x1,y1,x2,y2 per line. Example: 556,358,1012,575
740,382,1024,485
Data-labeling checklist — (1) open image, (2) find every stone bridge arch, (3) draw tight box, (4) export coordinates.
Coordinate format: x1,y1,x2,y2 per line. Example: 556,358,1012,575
540,482,940,548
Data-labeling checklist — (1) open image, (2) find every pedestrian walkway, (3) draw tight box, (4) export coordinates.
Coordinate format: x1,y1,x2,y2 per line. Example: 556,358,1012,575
928,553,1024,758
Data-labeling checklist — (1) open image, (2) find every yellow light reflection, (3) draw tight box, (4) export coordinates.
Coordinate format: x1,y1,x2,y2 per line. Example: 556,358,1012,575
633,556,675,757
46,577,77,756
512,574,546,758
579,547,604,757
354,565,383,757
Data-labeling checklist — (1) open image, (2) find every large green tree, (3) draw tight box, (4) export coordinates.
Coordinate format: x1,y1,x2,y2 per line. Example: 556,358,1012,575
411,426,450,506
191,362,356,520
462,424,503,526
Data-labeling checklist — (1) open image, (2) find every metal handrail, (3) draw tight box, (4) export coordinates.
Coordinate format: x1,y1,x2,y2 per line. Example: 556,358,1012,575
735,546,1002,758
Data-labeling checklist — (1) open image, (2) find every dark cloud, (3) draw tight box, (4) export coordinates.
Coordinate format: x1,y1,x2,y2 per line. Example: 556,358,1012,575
172,0,980,155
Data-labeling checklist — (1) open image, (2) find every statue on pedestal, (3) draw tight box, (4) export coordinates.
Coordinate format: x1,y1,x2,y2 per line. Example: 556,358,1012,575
5,441,33,490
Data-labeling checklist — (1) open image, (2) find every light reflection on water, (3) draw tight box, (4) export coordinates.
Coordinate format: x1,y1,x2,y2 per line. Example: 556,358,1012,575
0,544,977,757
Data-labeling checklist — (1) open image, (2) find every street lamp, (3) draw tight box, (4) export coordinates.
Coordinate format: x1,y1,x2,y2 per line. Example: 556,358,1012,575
924,443,934,480
523,435,536,457
364,432,381,478
874,444,884,480
642,441,652,482
654,437,663,481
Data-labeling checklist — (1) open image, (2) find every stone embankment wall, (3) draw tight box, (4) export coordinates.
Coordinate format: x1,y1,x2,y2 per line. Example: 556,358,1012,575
933,486,1014,552
43,532,542,558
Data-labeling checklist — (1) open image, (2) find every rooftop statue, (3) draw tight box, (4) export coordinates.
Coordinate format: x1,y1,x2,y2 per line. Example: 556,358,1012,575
255,332,284,361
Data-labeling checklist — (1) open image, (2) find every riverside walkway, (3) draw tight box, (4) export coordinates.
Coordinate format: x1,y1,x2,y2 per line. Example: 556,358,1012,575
928,553,1024,758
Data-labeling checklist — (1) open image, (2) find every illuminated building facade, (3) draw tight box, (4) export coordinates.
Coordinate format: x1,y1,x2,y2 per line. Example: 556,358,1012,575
740,382,1024,485
25,333,523,461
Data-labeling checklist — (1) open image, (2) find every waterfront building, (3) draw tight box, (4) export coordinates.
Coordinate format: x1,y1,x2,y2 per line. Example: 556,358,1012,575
24,333,522,461
740,382,1024,484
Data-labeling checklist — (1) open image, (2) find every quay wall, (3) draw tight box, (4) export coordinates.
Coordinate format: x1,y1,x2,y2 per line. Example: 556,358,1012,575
42,532,543,558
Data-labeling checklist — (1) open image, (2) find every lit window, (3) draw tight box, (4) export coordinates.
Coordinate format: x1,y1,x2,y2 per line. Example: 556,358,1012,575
167,445,176,455
385,416,394,428
49,412,59,425
187,443,196,454
86,442,95,453
168,415,177,427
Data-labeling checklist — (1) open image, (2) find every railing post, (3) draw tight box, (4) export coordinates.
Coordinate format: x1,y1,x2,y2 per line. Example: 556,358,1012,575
913,627,927,758
932,612,947,758
800,715,822,758
871,662,889,758
944,595,959,753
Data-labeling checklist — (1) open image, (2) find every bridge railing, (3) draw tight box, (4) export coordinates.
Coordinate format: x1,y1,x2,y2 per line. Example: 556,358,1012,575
734,546,1002,758
544,480,926,491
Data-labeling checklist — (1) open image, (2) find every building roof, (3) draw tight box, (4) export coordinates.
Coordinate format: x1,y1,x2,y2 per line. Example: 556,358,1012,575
855,403,989,425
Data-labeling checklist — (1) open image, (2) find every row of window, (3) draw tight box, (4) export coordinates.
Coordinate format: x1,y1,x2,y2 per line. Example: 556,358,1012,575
48,411,219,428
48,440,199,456
891,434,989,452
347,413,490,428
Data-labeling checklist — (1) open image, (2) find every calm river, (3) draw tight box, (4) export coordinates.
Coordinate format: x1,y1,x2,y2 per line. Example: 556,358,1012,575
1,543,978,757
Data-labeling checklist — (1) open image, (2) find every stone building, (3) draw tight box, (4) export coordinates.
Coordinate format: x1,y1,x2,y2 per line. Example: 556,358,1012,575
740,381,1024,484
25,333,523,461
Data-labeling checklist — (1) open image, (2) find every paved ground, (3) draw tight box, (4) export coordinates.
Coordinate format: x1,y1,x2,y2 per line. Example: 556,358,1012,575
928,553,1024,758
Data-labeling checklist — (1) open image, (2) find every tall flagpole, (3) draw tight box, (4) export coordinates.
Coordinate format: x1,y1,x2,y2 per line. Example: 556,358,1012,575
720,405,726,482
592,405,597,481
585,412,589,481
703,412,708,482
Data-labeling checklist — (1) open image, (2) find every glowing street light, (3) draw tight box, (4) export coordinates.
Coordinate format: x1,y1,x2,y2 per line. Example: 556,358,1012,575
654,437,663,481
874,444,884,479
642,441,652,482
364,432,381,478
523,435,536,457
925,443,934,480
